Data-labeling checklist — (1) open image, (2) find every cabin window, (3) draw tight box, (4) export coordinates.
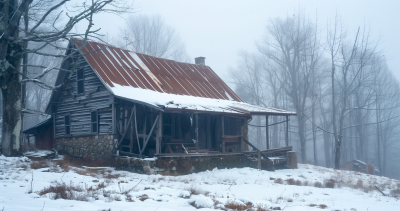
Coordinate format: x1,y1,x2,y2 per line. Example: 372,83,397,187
91,110,98,133
65,115,71,135
77,68,84,94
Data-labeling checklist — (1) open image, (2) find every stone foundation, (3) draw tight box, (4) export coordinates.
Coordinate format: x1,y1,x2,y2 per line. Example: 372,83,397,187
112,155,279,175
56,135,114,160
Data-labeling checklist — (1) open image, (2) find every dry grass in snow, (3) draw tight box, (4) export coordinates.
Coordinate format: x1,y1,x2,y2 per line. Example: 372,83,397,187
0,154,400,211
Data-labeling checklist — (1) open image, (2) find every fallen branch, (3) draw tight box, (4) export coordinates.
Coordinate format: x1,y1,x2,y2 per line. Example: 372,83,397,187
121,179,143,194
374,185,386,196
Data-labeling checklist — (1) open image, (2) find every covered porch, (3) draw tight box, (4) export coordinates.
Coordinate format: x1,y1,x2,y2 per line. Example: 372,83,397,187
114,97,296,163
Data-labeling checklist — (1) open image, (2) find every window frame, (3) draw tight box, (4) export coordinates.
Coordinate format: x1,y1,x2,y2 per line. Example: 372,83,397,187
76,68,85,94
64,114,71,135
90,110,98,134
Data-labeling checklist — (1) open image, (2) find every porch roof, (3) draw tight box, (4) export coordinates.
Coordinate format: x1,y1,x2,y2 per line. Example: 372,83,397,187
22,117,52,134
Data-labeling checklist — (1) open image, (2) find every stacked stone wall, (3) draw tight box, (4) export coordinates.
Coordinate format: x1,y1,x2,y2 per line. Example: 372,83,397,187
56,135,114,160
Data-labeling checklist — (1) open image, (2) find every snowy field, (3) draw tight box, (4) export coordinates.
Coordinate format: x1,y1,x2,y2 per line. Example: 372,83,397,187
0,155,399,211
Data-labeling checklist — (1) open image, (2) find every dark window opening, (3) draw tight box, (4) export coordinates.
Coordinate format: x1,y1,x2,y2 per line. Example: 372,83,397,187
77,69,84,94
65,115,70,135
91,110,98,133
224,117,242,136
162,113,172,136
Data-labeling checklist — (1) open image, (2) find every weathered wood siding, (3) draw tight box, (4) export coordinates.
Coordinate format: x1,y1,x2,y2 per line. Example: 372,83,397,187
54,55,112,138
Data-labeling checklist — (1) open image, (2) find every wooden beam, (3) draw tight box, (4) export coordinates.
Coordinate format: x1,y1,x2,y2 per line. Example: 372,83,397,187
240,119,244,152
258,150,261,170
52,114,56,139
130,108,133,153
156,112,162,154
266,115,269,150
119,151,141,157
196,113,199,153
112,103,115,135
133,106,141,154
143,114,146,148
285,116,289,147
241,137,271,162
141,115,160,155
222,116,225,153
244,146,293,155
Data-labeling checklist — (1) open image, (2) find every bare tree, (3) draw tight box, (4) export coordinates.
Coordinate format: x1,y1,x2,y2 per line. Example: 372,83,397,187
258,13,321,162
0,0,132,156
327,18,378,168
118,14,190,62
229,51,268,148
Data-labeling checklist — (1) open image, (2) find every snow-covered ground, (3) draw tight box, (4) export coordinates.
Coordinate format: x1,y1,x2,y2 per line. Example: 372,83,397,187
1,155,399,211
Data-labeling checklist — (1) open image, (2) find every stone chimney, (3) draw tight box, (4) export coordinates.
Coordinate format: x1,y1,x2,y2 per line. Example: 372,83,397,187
195,57,206,65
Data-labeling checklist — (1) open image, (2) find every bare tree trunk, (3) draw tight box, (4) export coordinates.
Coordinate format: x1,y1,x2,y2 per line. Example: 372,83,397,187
1,42,23,156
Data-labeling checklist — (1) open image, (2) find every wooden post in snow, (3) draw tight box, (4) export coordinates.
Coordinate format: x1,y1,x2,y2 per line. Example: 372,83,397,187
266,115,269,150
258,150,261,170
222,116,225,153
196,113,199,153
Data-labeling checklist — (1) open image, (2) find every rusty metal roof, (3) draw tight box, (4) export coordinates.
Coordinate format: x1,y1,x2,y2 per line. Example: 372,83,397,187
74,40,296,116
75,39,242,102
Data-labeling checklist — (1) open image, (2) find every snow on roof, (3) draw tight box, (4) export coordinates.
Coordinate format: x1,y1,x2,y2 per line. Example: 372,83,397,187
75,40,295,116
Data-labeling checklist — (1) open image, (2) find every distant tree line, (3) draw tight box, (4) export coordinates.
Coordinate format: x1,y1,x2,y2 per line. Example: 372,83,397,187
229,11,400,178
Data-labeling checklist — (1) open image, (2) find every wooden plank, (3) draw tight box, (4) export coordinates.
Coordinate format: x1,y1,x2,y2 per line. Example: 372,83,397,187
266,115,269,150
130,108,133,153
119,151,141,157
285,116,289,147
244,146,293,155
156,111,162,154
196,113,199,153
143,114,146,152
240,119,244,152
134,106,141,154
222,116,225,153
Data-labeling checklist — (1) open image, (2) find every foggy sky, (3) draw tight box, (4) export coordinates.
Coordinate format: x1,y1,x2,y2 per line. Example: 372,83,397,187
90,0,400,82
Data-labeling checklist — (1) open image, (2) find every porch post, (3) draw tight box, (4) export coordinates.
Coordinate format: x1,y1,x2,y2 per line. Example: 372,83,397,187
156,111,163,154
240,119,244,152
222,116,225,153
130,108,133,153
133,106,141,154
266,115,269,150
285,116,289,147
143,114,146,149
196,113,199,153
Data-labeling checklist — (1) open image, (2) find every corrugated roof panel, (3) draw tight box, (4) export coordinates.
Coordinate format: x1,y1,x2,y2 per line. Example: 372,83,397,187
73,39,296,116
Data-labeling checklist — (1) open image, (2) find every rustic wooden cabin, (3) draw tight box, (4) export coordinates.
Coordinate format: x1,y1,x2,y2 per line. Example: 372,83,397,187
24,39,296,165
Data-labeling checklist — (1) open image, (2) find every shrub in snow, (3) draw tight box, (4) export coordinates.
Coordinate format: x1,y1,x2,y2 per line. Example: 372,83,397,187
324,179,336,188
314,181,322,188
